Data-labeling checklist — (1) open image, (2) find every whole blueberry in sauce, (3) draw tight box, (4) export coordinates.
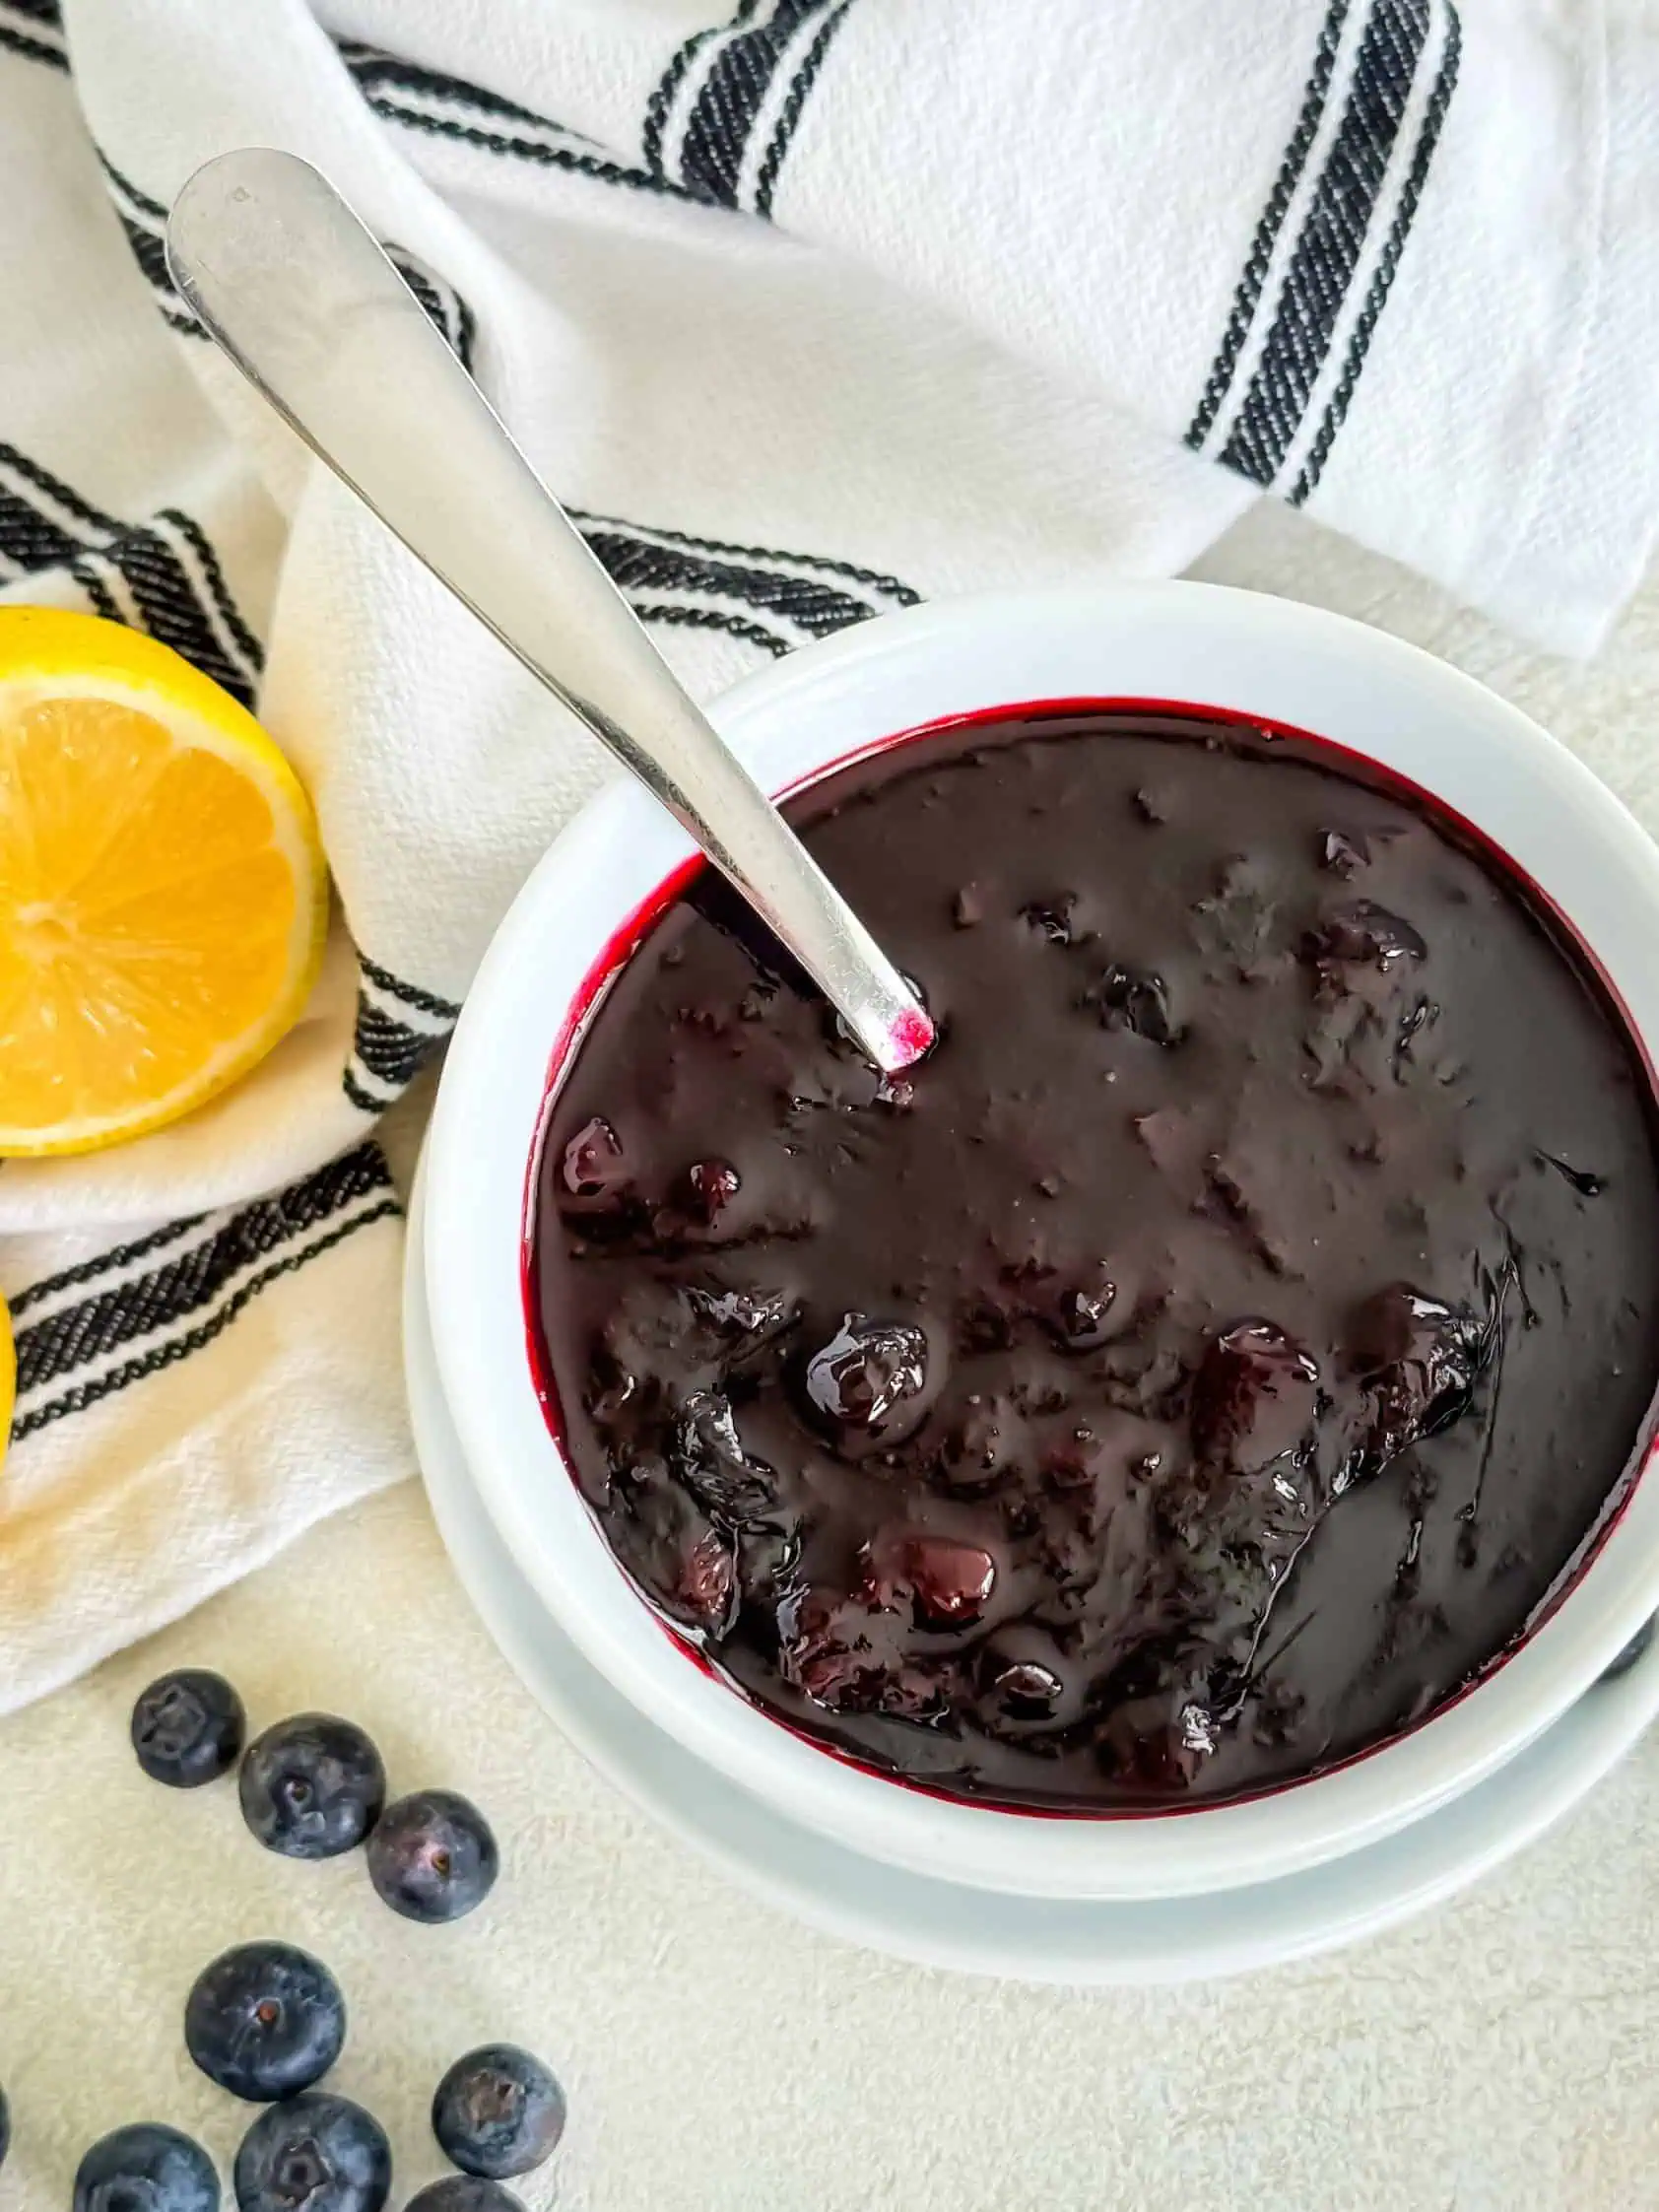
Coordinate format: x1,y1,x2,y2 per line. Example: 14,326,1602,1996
530,712,1659,1808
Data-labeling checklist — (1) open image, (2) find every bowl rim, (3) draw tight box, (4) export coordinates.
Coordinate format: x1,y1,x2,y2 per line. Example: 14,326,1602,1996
425,580,1659,1901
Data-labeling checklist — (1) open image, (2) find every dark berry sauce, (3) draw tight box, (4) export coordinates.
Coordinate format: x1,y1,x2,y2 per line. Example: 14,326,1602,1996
528,711,1659,1809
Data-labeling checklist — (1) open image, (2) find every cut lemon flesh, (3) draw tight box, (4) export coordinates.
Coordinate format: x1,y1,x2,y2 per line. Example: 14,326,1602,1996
0,607,327,1155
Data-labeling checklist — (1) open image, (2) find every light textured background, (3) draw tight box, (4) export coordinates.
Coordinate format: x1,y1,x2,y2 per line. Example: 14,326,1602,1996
4,508,1659,2212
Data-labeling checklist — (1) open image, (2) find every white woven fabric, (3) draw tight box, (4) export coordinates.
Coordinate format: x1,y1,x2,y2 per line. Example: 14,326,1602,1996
0,0,1654,1711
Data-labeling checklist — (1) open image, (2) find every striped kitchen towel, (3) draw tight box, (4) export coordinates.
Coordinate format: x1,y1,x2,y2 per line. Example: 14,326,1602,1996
0,0,1653,1709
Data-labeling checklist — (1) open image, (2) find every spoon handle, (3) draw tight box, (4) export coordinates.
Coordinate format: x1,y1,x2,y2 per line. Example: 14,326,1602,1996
166,148,932,1076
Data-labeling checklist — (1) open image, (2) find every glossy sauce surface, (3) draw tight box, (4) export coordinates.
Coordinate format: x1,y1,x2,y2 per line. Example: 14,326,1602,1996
530,713,1659,1808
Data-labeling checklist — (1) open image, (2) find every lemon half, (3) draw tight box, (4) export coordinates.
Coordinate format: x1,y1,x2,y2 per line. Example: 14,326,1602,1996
0,607,327,1156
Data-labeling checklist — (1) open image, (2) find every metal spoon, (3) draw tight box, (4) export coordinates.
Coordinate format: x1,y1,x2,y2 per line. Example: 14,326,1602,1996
165,148,934,1076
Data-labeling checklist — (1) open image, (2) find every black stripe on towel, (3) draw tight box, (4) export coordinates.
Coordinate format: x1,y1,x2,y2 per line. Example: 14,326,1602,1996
1216,0,1433,490
0,484,88,570
579,526,880,639
556,510,919,660
351,995,449,1091
341,959,462,1113
1290,5,1460,503
66,557,121,622
108,522,259,704
11,1201,401,1440
113,219,201,335
677,0,840,210
0,441,264,705
384,242,477,371
0,0,65,69
643,3,763,178
357,956,462,1024
97,151,206,338
344,42,691,201
339,40,566,137
1185,0,1351,449
630,601,792,658
753,0,857,217
8,1217,207,1319
45,535,255,706
0,19,65,69
12,1143,395,1397
568,509,919,609
342,1068,390,1116
158,506,266,673
98,148,165,220
0,439,118,535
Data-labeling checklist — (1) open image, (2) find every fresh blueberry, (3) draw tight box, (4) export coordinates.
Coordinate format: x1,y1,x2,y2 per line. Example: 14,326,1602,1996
74,2123,219,2212
233,2093,388,2212
185,1940,345,2102
131,1669,245,1788
405,2183,523,2212
431,2045,566,2179
238,1713,385,1859
365,1790,498,1924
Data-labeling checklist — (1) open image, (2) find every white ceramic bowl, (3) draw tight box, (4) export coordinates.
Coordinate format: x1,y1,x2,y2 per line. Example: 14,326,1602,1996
425,582,1659,1903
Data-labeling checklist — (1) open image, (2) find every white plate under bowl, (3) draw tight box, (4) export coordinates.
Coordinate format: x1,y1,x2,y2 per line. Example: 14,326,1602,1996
406,1157,1659,1985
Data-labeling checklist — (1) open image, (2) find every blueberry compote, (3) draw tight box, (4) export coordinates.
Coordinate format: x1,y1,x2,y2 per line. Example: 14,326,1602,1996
529,712,1659,1809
